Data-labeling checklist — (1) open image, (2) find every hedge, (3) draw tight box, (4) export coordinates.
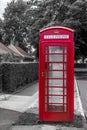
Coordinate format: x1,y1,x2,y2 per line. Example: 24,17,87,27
75,63,87,68
0,62,38,93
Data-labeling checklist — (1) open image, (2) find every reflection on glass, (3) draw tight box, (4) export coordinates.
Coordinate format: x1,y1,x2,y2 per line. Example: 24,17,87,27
49,88,63,95
45,46,67,53
47,63,63,70
49,55,64,62
48,104,63,112
49,96,63,103
48,79,63,86
47,63,66,70
45,54,67,62
46,71,66,78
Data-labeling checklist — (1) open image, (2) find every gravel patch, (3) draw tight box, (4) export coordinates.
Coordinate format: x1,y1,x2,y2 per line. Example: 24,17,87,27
14,107,84,128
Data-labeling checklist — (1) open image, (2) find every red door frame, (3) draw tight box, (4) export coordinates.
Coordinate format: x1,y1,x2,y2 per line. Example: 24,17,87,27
39,26,74,122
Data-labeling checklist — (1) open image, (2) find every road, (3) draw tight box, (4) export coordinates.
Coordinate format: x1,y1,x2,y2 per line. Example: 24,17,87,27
75,71,87,130
76,72,87,117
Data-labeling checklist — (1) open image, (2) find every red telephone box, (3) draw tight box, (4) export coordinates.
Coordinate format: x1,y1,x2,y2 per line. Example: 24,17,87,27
39,26,74,122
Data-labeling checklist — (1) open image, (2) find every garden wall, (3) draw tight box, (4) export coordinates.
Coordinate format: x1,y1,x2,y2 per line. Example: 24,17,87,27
0,62,38,93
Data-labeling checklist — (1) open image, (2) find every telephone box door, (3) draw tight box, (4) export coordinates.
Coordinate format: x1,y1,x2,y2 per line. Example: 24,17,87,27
39,27,74,122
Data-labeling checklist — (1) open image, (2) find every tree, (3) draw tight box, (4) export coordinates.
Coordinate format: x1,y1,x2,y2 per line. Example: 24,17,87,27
62,0,87,62
2,0,87,60
0,18,4,42
3,0,28,51
25,0,71,56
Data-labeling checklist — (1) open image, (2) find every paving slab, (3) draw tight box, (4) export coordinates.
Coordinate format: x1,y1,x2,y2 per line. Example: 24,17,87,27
41,125,56,130
10,125,85,130
10,125,41,130
60,127,84,130
0,108,21,130
0,92,38,112
0,108,21,125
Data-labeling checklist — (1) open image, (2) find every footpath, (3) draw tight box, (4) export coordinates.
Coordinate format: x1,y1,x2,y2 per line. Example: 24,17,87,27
0,80,86,130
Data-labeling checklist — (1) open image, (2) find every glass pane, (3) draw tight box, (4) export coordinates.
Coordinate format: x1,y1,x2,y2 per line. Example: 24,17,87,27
49,96,63,103
47,63,67,70
49,46,64,53
46,54,64,62
45,46,67,54
48,79,63,86
48,104,63,112
45,87,67,95
47,63,63,70
48,88,63,95
46,54,67,62
45,87,67,98
45,96,67,111
45,79,67,87
46,71,64,78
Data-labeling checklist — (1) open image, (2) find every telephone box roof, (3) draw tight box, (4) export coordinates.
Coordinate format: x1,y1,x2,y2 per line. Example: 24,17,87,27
40,26,74,33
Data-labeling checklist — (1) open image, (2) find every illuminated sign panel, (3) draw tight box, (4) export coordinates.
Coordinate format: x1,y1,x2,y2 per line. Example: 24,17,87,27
44,34,69,39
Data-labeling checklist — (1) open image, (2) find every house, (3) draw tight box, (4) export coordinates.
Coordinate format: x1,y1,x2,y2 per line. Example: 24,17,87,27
0,42,21,62
8,44,34,62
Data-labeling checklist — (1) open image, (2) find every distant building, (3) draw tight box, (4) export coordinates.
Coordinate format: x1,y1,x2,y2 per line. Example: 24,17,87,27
8,44,34,62
0,42,34,62
0,42,20,62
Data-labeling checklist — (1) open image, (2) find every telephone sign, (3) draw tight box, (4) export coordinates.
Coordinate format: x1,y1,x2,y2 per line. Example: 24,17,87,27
39,26,74,122
44,34,69,39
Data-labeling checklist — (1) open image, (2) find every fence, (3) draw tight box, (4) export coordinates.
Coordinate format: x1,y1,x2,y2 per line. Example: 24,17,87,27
0,62,38,93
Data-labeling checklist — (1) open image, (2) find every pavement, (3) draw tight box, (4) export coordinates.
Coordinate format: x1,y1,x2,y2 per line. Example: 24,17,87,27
0,81,38,112
0,80,86,130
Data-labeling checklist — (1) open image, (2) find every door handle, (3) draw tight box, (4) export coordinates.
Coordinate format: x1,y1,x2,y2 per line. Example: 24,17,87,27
42,72,45,77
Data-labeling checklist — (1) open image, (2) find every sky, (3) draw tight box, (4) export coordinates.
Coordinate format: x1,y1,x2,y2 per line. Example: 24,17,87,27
0,0,28,19
0,0,12,19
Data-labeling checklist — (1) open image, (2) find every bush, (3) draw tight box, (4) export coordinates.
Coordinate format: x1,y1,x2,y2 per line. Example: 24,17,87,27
75,63,87,68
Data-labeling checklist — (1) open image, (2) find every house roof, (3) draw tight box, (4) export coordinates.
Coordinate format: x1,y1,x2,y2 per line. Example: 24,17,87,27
0,42,19,56
0,43,8,54
8,44,32,58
